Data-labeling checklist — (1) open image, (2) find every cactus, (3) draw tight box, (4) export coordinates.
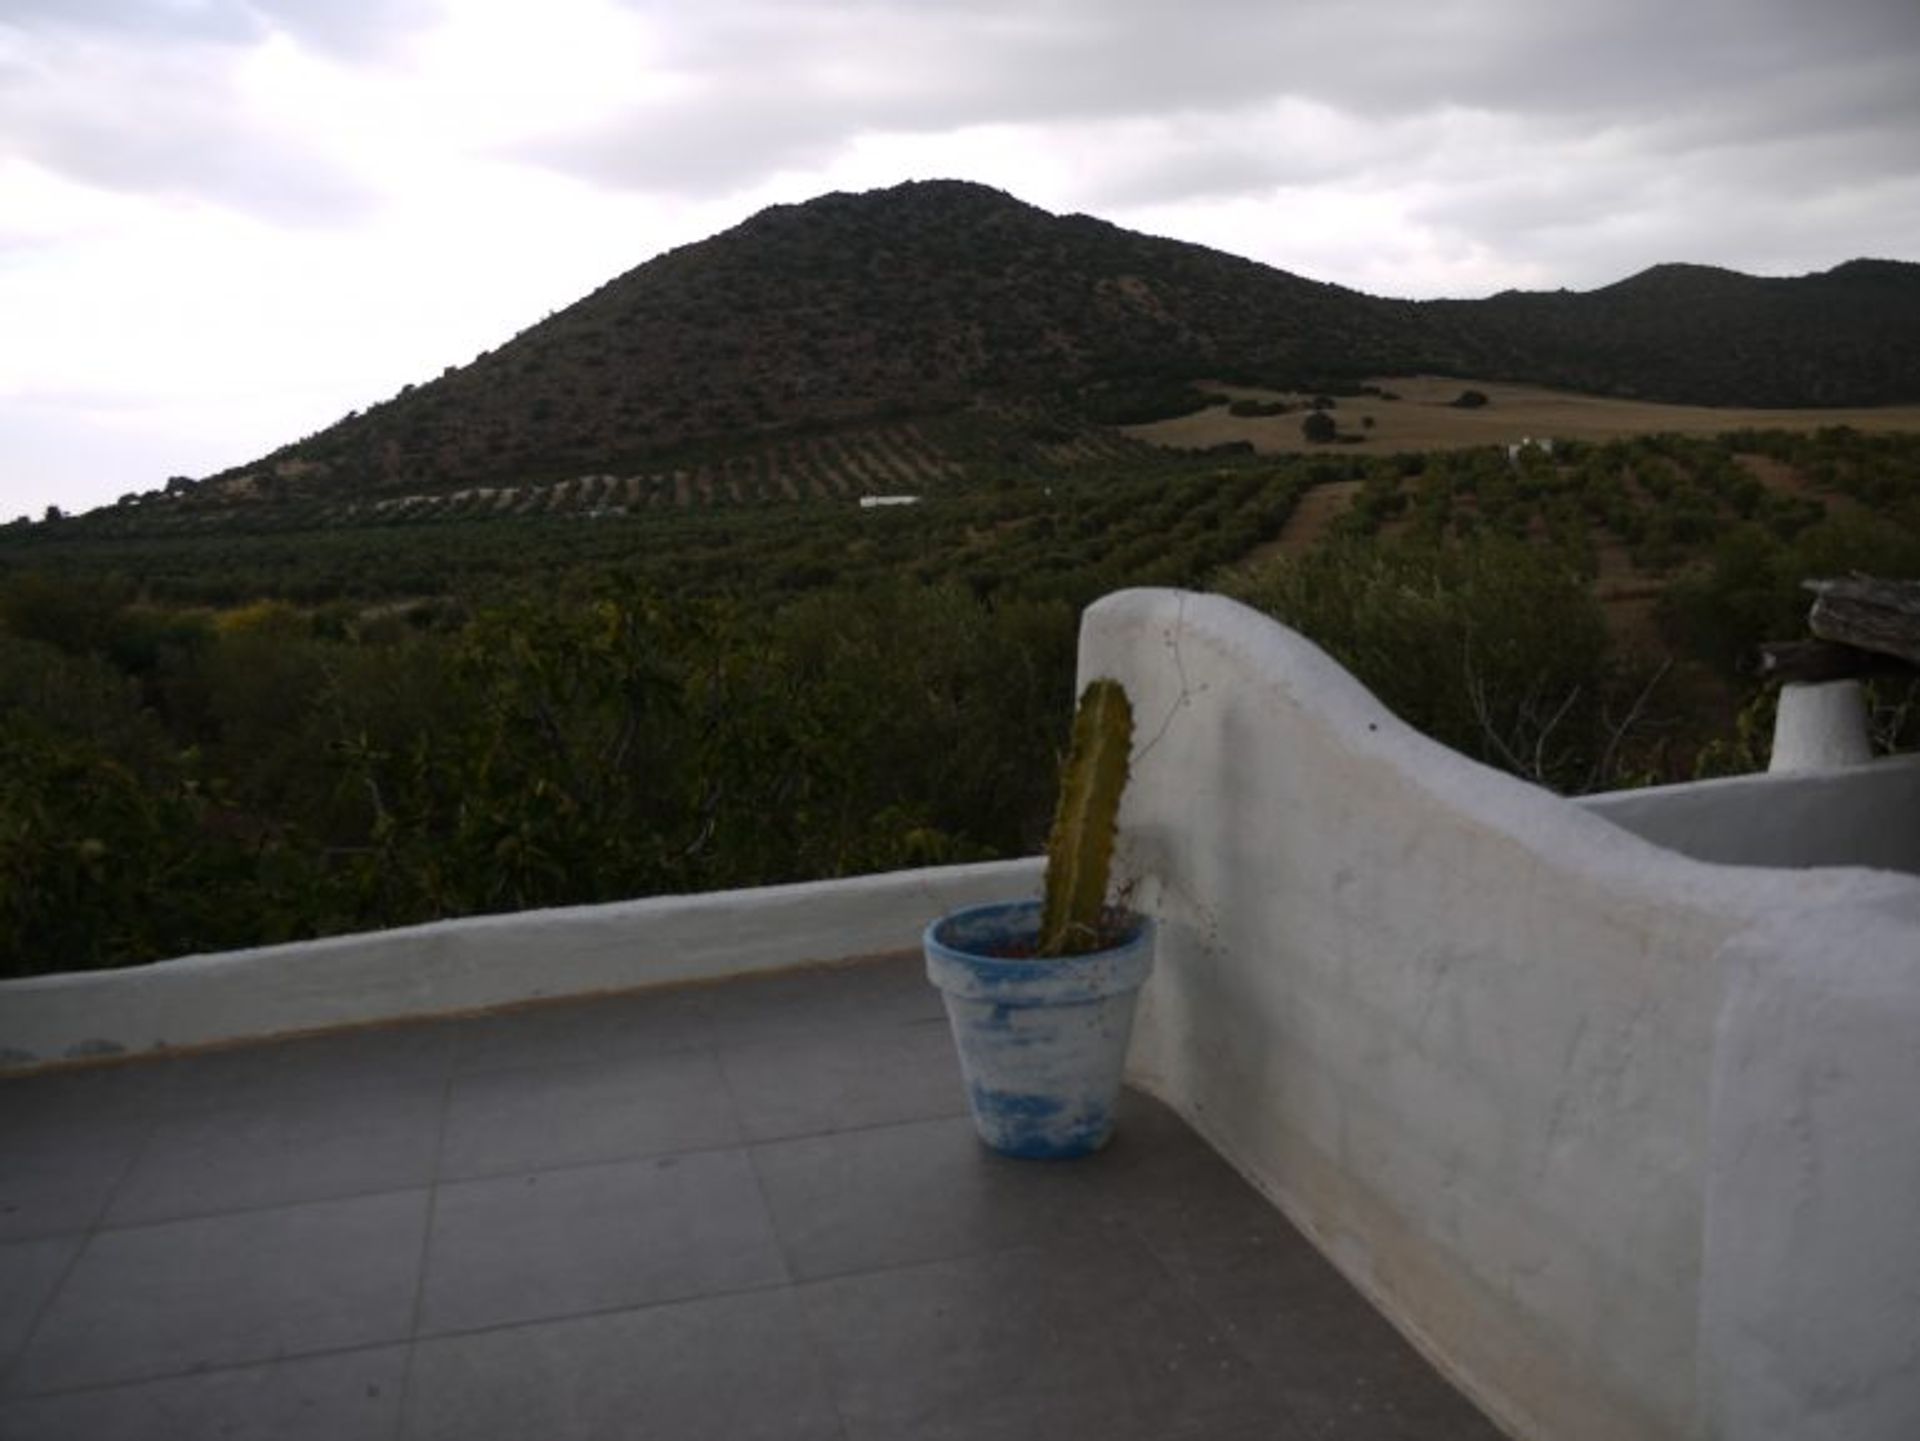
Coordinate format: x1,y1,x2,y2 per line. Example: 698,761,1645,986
1038,678,1134,956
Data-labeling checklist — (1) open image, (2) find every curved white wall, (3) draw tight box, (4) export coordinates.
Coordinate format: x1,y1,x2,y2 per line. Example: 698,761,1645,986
1700,892,1920,1441
1081,589,1920,1441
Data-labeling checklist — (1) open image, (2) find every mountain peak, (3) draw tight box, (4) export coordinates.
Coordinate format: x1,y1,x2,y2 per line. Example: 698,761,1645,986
1599,262,1761,297
737,178,1046,234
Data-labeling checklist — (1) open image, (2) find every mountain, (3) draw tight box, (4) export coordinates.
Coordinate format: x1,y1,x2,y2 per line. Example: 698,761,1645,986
199,180,1918,502
1425,258,1920,406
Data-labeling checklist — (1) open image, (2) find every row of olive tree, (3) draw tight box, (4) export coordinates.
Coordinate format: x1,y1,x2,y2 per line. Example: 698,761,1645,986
0,577,1076,975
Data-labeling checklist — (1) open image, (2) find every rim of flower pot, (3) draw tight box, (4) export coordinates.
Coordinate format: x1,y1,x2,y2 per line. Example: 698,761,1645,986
924,900,1154,1001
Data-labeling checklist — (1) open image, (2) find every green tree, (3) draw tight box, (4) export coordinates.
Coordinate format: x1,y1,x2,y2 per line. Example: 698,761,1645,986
1223,534,1635,792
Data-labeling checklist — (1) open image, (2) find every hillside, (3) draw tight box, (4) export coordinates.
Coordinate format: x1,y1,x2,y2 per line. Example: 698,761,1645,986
1428,258,1920,406
123,180,1920,511
193,181,1445,504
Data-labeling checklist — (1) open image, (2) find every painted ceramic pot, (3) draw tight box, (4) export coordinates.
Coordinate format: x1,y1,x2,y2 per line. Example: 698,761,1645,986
923,900,1154,1158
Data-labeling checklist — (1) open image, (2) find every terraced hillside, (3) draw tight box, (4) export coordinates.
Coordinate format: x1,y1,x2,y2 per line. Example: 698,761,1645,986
71,413,1154,538
339,421,978,524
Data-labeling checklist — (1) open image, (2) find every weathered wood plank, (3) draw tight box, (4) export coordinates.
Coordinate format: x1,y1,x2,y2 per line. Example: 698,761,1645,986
1804,576,1920,669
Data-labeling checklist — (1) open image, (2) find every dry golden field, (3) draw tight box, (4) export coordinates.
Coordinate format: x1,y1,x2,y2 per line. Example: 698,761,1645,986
1123,375,1920,455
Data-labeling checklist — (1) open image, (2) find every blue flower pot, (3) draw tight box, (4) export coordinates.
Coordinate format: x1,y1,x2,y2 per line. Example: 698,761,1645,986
923,900,1155,1159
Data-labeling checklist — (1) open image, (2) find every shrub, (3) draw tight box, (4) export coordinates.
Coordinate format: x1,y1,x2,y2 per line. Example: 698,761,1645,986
1075,381,1224,426
1301,412,1338,444
1221,535,1628,792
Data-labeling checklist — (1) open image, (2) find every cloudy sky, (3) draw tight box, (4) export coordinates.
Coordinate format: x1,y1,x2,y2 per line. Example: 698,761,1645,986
3,0,1917,519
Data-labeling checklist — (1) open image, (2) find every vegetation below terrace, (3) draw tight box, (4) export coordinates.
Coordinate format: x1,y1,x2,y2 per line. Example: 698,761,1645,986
4,427,1918,977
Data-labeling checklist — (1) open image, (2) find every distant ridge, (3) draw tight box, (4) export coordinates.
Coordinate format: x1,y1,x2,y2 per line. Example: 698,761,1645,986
205,180,1920,500
1438,255,1920,405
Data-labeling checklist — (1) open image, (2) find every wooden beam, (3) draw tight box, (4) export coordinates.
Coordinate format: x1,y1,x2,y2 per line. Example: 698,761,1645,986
1804,576,1920,669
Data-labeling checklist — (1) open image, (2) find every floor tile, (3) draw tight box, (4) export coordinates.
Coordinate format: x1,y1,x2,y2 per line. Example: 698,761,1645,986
1206,1282,1504,1440
0,1344,406,1441
11,1190,429,1394
751,1116,1102,1281
704,954,944,1048
419,1150,786,1335
0,975,1499,1437
405,1290,844,1441
439,1047,739,1180
845,1375,1138,1441
720,1013,966,1141
1100,1120,1337,1292
449,986,715,1077
1134,1167,1502,1439
0,1113,151,1242
0,1236,81,1374
158,1024,455,1114
0,1063,177,1126
799,1240,1283,1441
106,1088,444,1226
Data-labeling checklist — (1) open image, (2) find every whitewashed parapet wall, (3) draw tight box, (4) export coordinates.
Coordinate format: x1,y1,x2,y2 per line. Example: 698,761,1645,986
1576,752,1920,874
1082,589,1920,1441
0,860,1042,1070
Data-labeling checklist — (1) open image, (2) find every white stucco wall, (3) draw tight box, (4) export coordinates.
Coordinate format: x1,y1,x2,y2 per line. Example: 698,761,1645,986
1079,589,1920,1441
1699,891,1920,1441
0,858,1041,1070
1577,753,1920,875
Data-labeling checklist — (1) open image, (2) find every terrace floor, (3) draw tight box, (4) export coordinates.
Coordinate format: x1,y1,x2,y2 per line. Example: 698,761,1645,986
1,953,1502,1440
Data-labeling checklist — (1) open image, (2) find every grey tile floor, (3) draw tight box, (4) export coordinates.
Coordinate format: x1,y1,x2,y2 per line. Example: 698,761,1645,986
0,954,1503,1440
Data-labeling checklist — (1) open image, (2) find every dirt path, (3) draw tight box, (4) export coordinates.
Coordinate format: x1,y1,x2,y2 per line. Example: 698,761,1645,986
1247,479,1363,564
1591,539,1669,652
1735,453,1872,521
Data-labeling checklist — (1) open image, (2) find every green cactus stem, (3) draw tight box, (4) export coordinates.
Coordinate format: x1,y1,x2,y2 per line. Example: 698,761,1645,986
1038,677,1134,957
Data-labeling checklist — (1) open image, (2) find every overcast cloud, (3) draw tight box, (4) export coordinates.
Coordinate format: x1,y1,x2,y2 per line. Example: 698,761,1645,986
2,0,1917,517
